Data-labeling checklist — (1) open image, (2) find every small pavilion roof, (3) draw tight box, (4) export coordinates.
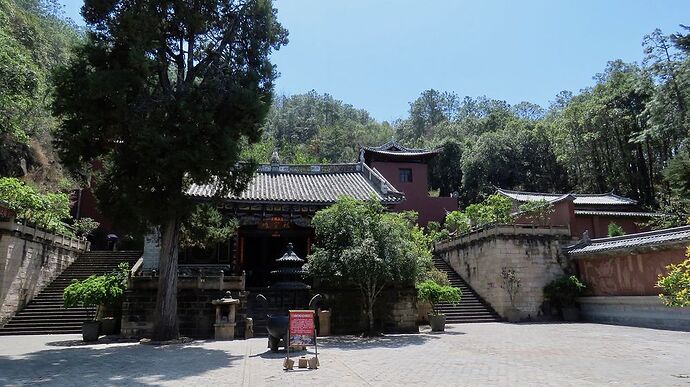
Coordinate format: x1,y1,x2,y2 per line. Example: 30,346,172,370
187,162,404,205
495,187,638,206
360,139,439,162
565,225,690,256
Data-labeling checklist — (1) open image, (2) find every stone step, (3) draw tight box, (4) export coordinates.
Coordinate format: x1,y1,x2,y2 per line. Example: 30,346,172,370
0,329,83,335
431,257,501,323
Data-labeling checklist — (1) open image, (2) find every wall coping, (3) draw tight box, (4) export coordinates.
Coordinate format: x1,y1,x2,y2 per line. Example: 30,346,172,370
0,220,89,252
434,223,571,252
577,296,664,306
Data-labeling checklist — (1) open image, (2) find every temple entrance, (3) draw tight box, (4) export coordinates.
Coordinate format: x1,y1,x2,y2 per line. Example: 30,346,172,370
239,227,311,288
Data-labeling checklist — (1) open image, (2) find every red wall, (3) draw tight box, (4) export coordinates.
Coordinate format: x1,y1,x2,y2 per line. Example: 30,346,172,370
371,161,458,226
576,247,686,296
571,215,646,239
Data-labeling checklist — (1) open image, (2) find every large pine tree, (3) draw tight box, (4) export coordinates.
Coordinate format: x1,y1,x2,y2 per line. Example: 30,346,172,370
53,0,287,340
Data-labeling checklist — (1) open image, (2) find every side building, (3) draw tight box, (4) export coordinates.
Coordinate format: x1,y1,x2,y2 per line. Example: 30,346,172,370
495,187,658,238
360,140,458,226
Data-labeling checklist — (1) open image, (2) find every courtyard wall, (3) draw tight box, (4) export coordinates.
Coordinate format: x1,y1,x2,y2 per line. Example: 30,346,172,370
121,275,248,339
434,224,573,320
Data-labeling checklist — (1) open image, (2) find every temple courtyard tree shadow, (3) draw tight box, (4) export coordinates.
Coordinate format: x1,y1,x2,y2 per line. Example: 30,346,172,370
0,342,242,386
317,331,452,351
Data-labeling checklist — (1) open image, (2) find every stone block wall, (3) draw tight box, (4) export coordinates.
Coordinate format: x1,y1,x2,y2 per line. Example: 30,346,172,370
317,287,418,334
0,221,88,325
435,225,573,320
121,276,248,339
578,296,690,331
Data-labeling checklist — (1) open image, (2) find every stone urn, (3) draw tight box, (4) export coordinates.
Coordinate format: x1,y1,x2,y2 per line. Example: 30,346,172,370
428,313,446,332
82,321,100,342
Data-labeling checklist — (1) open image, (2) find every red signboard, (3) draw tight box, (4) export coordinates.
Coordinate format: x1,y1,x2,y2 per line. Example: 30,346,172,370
289,310,316,346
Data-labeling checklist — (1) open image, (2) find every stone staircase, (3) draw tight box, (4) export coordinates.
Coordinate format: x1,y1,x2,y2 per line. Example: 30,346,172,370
432,257,502,323
0,251,142,335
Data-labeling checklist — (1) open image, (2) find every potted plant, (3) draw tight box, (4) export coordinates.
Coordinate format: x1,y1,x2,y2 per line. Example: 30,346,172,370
500,267,521,322
63,265,127,341
543,275,586,321
417,280,462,332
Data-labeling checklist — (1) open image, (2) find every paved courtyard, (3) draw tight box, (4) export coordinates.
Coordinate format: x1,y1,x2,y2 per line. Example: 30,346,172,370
0,323,688,386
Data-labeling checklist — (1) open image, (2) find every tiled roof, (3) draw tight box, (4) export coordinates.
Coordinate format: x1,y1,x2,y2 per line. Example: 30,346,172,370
187,163,404,205
566,225,690,255
360,139,439,157
574,210,661,218
495,187,637,206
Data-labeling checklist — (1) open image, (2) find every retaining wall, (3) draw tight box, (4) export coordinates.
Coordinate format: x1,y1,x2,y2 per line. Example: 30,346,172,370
434,225,573,320
0,220,89,325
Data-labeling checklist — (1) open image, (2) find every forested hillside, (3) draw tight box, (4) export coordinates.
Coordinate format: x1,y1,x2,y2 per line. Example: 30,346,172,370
0,0,80,189
256,27,690,221
2,0,688,225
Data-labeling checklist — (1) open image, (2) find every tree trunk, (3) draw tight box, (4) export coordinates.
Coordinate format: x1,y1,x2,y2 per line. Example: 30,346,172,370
366,294,375,336
152,217,181,341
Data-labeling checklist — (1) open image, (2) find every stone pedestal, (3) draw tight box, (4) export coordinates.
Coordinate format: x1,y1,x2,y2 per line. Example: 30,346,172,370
212,292,240,340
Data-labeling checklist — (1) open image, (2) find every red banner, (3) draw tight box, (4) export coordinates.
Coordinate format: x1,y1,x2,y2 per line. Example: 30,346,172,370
289,310,315,346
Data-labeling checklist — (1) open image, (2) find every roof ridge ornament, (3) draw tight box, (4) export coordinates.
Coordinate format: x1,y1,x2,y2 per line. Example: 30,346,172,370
270,149,280,165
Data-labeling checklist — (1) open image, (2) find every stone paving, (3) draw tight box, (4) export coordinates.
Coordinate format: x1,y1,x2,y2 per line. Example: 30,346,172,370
0,323,688,386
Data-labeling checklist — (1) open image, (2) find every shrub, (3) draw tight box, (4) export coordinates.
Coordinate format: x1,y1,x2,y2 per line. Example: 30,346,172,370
73,217,100,237
0,177,72,235
444,194,515,234
518,199,554,225
417,280,462,315
444,211,470,234
607,222,625,237
500,267,521,307
543,275,586,308
656,247,690,307
64,263,129,320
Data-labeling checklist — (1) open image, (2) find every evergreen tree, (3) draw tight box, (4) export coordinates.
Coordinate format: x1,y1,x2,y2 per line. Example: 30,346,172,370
53,0,287,340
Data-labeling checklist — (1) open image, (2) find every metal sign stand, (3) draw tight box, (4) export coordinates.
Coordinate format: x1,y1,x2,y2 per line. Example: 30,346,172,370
283,310,319,371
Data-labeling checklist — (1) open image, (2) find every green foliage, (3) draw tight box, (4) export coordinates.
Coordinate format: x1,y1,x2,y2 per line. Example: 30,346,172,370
179,204,238,249
418,268,450,287
500,267,521,307
0,177,72,235
308,197,431,333
73,217,99,237
53,0,288,233
543,275,586,308
444,210,470,234
607,222,625,237
444,194,514,234
63,263,129,320
518,199,554,225
260,91,394,164
417,280,461,315
425,221,450,243
643,199,690,230
656,247,690,307
0,0,81,187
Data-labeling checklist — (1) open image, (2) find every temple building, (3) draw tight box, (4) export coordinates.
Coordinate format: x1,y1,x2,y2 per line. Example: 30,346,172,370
496,187,659,238
142,141,457,287
359,140,458,226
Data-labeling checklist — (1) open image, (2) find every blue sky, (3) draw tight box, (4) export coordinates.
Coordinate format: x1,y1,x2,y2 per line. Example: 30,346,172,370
58,0,690,122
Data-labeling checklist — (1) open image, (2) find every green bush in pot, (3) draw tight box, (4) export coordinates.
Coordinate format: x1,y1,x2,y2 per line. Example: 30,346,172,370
64,263,128,341
417,280,462,332
543,275,586,321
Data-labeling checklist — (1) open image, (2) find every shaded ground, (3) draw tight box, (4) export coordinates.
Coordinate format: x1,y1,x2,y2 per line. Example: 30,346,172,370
0,323,688,386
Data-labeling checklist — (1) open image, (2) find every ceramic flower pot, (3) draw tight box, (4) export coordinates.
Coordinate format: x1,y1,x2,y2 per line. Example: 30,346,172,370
428,313,446,332
82,320,101,342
